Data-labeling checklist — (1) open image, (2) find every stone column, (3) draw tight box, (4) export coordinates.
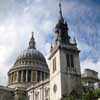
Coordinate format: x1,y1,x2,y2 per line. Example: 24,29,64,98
14,73,16,82
35,71,37,82
16,71,19,82
12,73,14,83
8,74,10,84
21,70,24,82
33,91,35,100
42,72,44,80
44,73,45,80
31,70,33,82
40,72,42,81
11,74,12,83
26,70,28,82
11,73,13,83
13,72,15,83
14,72,15,83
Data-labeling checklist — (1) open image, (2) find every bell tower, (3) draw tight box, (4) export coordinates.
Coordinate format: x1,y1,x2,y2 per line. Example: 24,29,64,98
49,1,81,100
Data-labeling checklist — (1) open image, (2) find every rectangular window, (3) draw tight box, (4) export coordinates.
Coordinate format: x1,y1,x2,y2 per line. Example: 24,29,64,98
53,57,56,73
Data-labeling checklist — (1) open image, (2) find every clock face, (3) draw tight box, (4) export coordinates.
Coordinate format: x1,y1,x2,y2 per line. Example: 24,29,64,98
53,84,57,93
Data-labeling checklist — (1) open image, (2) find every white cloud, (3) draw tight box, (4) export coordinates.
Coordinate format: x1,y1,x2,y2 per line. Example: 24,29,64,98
42,20,53,32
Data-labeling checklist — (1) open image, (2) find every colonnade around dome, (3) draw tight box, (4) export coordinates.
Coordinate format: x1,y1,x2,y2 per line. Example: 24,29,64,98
8,69,49,86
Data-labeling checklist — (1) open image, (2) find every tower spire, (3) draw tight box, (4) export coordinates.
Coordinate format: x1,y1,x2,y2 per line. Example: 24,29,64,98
55,0,70,45
59,0,63,19
28,32,36,49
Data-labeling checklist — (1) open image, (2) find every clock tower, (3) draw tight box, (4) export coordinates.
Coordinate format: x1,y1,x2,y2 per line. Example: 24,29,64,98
49,1,81,100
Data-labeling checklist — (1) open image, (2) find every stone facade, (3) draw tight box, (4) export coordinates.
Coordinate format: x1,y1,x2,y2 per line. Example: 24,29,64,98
27,79,50,100
82,69,99,88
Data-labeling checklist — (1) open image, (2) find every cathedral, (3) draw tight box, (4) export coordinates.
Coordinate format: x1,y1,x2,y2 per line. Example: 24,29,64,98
0,1,81,100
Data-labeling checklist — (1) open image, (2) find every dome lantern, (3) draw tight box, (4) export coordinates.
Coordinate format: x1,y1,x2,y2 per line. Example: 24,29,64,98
28,32,36,49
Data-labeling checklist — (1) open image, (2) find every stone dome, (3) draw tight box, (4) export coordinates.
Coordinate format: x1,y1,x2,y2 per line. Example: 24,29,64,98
14,48,47,66
8,32,49,89
13,32,48,67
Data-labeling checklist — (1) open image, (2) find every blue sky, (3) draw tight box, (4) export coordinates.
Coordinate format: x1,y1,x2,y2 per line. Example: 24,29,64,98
0,0,100,85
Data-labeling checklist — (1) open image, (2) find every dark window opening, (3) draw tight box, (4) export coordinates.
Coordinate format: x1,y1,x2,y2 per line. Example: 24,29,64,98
18,71,21,82
70,55,74,67
66,54,70,67
28,70,31,82
23,70,26,82
66,54,74,68
37,71,41,82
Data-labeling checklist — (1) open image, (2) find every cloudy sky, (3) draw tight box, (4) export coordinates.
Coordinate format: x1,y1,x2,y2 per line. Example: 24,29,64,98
0,0,100,85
